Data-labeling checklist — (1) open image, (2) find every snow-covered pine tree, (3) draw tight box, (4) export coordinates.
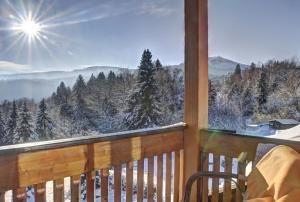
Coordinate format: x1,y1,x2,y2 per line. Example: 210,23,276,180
35,99,54,140
71,75,91,134
55,82,72,117
257,65,268,112
155,59,163,71
208,80,217,107
5,100,18,144
234,64,242,80
124,49,162,129
0,111,6,145
102,97,118,117
15,101,33,143
242,86,254,116
97,72,105,81
87,74,97,92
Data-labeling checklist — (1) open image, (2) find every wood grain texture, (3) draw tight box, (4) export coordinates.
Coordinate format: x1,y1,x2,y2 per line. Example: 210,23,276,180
54,179,64,202
165,153,172,202
212,155,220,202
174,151,180,202
0,130,183,191
236,160,246,202
184,0,208,201
201,129,300,161
71,175,80,202
101,169,109,202
147,157,154,201
86,171,95,202
137,160,144,202
157,155,163,202
126,162,133,202
114,165,121,202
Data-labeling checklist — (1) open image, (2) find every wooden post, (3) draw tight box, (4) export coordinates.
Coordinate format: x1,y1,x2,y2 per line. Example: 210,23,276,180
184,0,208,201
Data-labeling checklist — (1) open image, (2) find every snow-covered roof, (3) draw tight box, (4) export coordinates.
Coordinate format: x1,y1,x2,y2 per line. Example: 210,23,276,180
269,119,299,125
269,125,300,141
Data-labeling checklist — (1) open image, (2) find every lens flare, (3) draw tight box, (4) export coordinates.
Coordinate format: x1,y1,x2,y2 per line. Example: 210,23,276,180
20,19,41,37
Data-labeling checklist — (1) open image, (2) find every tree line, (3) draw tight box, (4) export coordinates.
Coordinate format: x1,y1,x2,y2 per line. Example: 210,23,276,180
0,49,184,145
209,59,300,130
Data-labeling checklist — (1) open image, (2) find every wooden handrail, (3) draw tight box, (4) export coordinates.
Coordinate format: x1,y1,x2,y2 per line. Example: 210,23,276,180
0,122,187,155
201,129,300,160
0,123,186,192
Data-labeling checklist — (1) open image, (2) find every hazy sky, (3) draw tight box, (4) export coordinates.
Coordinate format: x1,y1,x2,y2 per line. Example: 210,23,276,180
0,0,300,74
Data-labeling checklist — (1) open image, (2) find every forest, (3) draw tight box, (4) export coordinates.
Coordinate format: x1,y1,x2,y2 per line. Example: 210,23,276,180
0,49,299,145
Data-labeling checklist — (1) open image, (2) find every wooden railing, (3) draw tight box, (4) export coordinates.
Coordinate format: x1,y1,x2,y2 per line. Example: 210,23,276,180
0,123,186,202
199,129,300,202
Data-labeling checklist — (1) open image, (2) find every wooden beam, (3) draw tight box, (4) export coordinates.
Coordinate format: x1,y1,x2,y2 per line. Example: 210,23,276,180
184,0,208,200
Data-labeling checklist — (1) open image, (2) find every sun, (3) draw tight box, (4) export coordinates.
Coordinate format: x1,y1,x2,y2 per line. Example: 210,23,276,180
20,19,41,37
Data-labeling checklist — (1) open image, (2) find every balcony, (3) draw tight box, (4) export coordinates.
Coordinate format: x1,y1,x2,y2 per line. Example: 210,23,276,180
1,0,299,201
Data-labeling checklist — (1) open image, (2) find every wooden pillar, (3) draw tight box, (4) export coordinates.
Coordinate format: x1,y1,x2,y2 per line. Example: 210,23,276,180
184,0,208,200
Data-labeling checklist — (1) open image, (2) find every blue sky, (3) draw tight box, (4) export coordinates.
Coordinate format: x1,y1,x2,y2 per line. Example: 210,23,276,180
0,0,300,74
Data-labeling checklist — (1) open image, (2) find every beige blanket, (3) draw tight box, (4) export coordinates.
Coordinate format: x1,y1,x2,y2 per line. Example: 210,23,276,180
247,145,300,202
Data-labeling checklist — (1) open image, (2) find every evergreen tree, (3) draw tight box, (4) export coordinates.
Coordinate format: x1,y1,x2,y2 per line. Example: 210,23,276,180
72,75,90,134
5,101,18,144
35,99,54,140
124,49,162,129
242,87,254,116
250,62,256,72
55,82,72,117
15,102,33,143
0,111,6,145
87,74,97,91
102,97,118,117
208,80,217,107
234,64,242,80
257,66,268,112
155,59,163,70
107,71,116,82
97,72,105,81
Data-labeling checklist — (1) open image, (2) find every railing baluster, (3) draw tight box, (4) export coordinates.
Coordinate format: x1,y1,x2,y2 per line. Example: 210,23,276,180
126,162,133,202
147,157,154,201
157,155,163,202
71,175,80,202
201,153,209,202
13,188,26,202
86,171,95,202
224,157,232,202
137,159,144,201
174,151,180,202
34,183,46,202
166,152,172,202
101,168,109,202
212,154,220,202
236,160,246,202
54,179,64,202
114,165,122,202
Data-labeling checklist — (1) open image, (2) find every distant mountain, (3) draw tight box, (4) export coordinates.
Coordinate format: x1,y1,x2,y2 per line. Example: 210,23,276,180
0,57,248,101
0,66,125,81
0,66,126,101
168,56,249,78
208,56,249,77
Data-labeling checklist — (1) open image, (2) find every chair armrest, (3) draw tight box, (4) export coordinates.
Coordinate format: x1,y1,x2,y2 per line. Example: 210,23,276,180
183,171,247,202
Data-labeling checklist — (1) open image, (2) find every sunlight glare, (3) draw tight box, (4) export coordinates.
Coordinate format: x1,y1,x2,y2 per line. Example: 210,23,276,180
20,19,41,37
